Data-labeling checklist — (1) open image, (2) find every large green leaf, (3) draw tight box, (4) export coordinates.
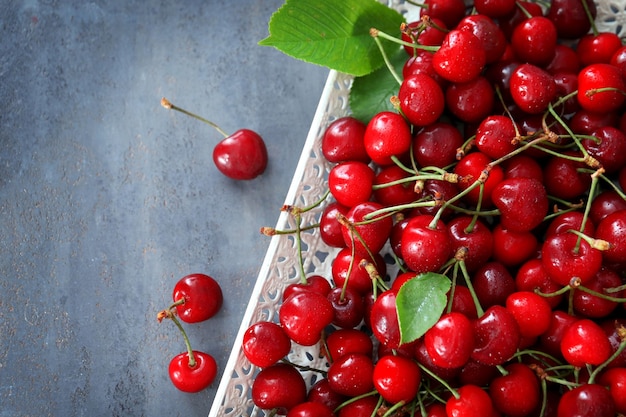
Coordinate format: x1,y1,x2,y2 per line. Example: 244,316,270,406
259,0,405,76
349,47,405,123
396,272,451,345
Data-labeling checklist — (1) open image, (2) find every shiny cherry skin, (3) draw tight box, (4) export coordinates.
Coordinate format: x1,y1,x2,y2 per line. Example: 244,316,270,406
491,177,549,233
560,318,612,367
325,328,373,361
331,248,386,296
541,232,603,286
445,76,495,123
363,111,412,166
447,215,494,273
282,274,332,301
173,273,223,323
424,312,475,369
511,16,558,67
213,129,268,180
169,350,217,393
582,126,626,174
505,291,552,338
595,209,626,266
341,201,393,257
472,261,516,308
413,122,463,169
327,352,375,397
446,384,495,417
489,363,540,417
454,151,504,208
243,321,291,368
328,160,374,208
319,202,350,248
474,115,518,160
400,214,452,274
509,63,557,115
420,0,466,29
456,13,506,64
373,355,421,404
321,116,369,164
577,63,626,114
432,29,487,83
557,383,615,417
546,0,597,39
279,291,334,346
598,367,626,414
577,32,623,66
327,286,365,329
399,73,445,127
491,223,538,268
471,305,521,366
252,363,307,413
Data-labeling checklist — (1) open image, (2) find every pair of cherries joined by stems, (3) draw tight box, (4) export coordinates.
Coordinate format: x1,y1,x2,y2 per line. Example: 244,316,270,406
161,98,268,181
157,273,224,393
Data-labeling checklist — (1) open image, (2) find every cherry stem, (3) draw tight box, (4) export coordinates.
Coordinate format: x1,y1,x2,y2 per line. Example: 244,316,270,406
381,400,407,417
371,32,403,86
259,223,320,236
580,0,598,35
160,310,197,368
575,284,626,303
160,97,229,138
370,27,439,53
458,259,485,317
333,390,379,413
417,362,459,399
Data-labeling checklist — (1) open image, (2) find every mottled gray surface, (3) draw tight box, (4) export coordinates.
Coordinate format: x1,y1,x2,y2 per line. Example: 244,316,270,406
0,1,328,416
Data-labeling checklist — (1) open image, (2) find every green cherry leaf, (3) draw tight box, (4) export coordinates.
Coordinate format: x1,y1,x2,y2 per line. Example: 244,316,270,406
349,47,406,123
396,272,451,345
259,0,405,76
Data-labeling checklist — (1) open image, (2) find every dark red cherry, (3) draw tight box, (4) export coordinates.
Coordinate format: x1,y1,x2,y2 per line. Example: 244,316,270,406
582,126,626,174
213,129,268,180
321,116,369,164
595,209,626,266
445,76,495,123
474,115,518,160
319,202,350,248
491,177,549,233
447,215,494,272
471,305,521,366
546,0,597,39
413,122,463,168
557,384,615,417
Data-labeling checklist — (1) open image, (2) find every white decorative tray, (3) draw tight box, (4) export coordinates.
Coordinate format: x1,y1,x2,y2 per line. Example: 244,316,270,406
208,2,625,416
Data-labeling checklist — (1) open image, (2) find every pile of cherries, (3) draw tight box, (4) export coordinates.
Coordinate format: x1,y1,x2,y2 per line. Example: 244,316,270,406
243,0,626,416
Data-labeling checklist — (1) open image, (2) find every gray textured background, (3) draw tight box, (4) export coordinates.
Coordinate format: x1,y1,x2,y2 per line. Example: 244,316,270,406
0,1,328,416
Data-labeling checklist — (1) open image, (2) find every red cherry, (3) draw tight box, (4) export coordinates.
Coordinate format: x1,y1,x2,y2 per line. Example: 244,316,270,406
577,32,623,66
399,73,445,127
473,0,515,18
598,367,626,414
373,165,420,207
546,44,582,75
423,312,475,369
447,215,494,273
546,0,597,39
471,305,521,366
432,29,487,83
321,116,369,164
283,274,332,301
582,126,626,174
341,201,393,257
515,258,564,309
327,286,365,329
168,350,217,393
328,160,374,208
560,318,612,367
541,232,603,286
472,261,516,309
173,273,223,323
511,16,558,67
573,267,623,319
474,115,518,160
509,63,557,114
413,122,463,169
457,14,507,64
501,154,544,182
557,383,615,417
589,189,626,224
595,209,626,266
279,291,334,346
491,223,538,268
400,214,452,274
369,289,402,349
319,202,350,248
373,355,421,404
454,151,504,208
420,0,466,29
327,353,375,397
286,402,335,417
337,395,378,417
489,363,540,417
446,384,495,417
243,321,291,368
213,128,268,180
505,290,552,338
577,63,626,114
251,363,307,412
307,378,347,412
491,177,548,233
325,328,373,361
546,211,595,238
445,76,495,123
363,111,412,166
331,248,385,296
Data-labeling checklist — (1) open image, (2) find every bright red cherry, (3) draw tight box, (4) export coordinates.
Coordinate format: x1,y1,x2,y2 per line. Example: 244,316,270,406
363,111,412,166
560,318,612,367
168,350,217,393
173,273,223,323
509,63,557,115
243,321,291,368
279,291,334,346
251,363,307,412
557,383,615,417
491,177,549,233
399,73,445,127
424,312,475,369
446,384,495,417
432,29,487,83
577,63,626,114
321,116,369,164
511,16,558,67
373,355,421,404
328,160,374,208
